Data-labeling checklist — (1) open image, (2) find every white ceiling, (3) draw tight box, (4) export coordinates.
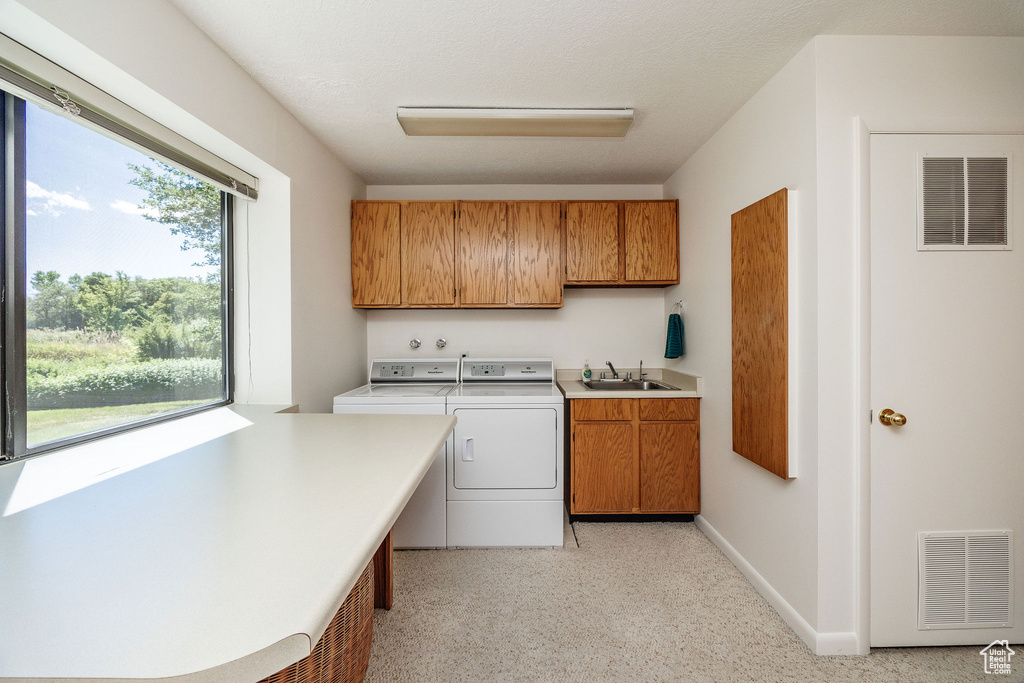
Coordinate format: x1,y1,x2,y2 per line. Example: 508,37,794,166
168,0,1024,186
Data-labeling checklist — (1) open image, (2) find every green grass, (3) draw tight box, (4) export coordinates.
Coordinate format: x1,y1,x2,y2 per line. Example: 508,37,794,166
27,399,211,445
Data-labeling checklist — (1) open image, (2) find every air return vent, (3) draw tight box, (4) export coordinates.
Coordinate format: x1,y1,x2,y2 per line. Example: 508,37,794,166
918,531,1014,630
919,155,1011,250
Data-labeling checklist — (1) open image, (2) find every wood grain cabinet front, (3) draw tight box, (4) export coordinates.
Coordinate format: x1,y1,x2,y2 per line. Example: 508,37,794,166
402,201,456,307
564,200,679,286
569,397,699,516
351,201,401,307
350,198,675,308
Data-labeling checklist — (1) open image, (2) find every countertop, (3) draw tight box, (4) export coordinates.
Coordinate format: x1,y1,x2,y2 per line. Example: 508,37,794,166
556,368,702,399
0,405,455,682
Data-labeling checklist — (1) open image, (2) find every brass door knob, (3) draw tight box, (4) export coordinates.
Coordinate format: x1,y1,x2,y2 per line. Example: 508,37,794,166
878,409,907,427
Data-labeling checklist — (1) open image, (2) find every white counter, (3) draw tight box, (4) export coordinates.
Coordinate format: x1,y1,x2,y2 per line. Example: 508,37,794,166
0,405,455,682
556,368,702,399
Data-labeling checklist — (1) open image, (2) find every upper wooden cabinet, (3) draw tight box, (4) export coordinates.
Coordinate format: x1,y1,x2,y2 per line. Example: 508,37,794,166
625,201,678,282
350,198,674,308
402,202,456,306
458,201,508,306
351,202,401,307
508,202,563,307
566,202,619,283
564,200,679,286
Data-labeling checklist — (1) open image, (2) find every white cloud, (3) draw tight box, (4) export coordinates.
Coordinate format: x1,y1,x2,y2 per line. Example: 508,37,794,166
110,199,157,217
27,209,38,216
26,181,91,217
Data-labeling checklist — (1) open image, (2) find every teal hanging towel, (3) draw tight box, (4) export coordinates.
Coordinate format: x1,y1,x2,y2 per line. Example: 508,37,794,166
665,311,684,358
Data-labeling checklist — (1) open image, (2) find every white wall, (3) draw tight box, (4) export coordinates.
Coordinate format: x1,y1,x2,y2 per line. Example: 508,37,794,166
811,35,1024,651
364,185,666,371
663,35,1024,656
3,0,368,412
661,43,821,646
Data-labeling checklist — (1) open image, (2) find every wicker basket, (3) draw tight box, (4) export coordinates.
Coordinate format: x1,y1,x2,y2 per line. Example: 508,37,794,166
259,562,374,683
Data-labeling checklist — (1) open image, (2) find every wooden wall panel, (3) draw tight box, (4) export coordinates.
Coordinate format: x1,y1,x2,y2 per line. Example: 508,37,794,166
566,202,620,282
731,188,789,479
509,201,563,306
572,422,638,513
640,422,699,512
401,201,455,306
351,202,401,306
457,201,508,305
624,201,679,282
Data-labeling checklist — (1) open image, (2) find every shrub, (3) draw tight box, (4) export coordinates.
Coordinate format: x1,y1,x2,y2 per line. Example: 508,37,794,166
27,358,224,409
26,328,135,364
134,317,221,361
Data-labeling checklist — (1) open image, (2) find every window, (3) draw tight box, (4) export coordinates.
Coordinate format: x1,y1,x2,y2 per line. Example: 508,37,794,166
1,89,240,459
0,34,257,461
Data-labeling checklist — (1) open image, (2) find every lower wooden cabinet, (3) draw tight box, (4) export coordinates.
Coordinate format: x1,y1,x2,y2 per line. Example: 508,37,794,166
569,397,699,515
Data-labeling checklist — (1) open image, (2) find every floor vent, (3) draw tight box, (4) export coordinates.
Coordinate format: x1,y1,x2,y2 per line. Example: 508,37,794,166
918,531,1014,630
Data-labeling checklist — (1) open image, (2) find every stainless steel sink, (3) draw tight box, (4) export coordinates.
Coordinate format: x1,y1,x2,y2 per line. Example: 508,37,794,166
582,379,679,391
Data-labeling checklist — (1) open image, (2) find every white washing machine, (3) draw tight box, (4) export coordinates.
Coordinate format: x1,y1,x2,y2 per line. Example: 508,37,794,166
332,358,459,549
445,358,564,548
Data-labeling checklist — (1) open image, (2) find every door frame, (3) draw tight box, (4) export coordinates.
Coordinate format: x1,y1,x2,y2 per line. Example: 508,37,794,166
853,120,1024,653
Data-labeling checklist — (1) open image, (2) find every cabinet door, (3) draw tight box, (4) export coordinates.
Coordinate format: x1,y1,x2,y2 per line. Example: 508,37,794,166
572,422,637,513
351,202,401,307
624,201,678,283
458,201,508,305
509,201,563,306
566,202,620,282
640,421,699,512
401,201,456,306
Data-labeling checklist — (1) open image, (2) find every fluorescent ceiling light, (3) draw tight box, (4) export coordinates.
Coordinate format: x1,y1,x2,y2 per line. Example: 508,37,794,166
396,107,634,137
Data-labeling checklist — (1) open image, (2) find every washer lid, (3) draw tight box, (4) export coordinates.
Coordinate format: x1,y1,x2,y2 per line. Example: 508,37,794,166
333,383,454,404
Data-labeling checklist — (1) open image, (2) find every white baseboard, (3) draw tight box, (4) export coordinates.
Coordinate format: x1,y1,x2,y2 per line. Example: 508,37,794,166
694,515,863,656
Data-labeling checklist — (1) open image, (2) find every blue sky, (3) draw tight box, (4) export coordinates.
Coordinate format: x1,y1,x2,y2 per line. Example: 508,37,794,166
26,101,216,292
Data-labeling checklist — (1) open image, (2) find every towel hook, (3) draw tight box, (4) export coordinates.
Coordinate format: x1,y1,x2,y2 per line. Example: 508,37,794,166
672,300,684,312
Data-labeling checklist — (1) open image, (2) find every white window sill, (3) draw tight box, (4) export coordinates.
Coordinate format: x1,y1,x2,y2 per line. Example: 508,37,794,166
1,406,254,516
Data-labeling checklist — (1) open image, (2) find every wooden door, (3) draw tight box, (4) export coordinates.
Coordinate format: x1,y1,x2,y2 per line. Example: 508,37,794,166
624,201,678,282
457,201,507,305
566,202,620,282
639,422,699,512
401,201,455,306
351,201,401,307
572,422,637,513
509,201,563,306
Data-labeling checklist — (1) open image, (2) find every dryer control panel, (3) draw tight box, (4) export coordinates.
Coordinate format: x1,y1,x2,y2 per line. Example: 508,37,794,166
461,358,554,382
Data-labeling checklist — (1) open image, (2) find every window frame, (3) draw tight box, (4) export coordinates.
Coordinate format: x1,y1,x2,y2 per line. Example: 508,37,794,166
1,90,234,462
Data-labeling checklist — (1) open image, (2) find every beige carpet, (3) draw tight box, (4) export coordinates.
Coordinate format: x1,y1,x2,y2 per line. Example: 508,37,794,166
365,522,1011,682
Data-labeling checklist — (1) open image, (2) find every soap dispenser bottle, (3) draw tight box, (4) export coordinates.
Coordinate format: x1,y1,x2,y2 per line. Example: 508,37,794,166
582,360,592,381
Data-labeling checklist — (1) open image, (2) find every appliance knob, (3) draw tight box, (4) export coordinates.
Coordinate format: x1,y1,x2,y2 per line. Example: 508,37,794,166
409,338,421,349
436,338,447,348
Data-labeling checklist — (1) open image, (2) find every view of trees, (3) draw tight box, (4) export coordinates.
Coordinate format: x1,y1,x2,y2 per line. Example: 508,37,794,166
26,161,225,435
28,269,222,360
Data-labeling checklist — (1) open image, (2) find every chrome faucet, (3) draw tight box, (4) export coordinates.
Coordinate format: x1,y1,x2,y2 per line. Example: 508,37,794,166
605,361,618,379
638,359,646,380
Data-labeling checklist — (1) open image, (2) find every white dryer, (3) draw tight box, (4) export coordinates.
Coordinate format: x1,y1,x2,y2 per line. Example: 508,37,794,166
445,358,564,548
332,358,459,549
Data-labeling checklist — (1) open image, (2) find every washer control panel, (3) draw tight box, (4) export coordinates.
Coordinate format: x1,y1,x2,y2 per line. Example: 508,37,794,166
370,358,459,383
